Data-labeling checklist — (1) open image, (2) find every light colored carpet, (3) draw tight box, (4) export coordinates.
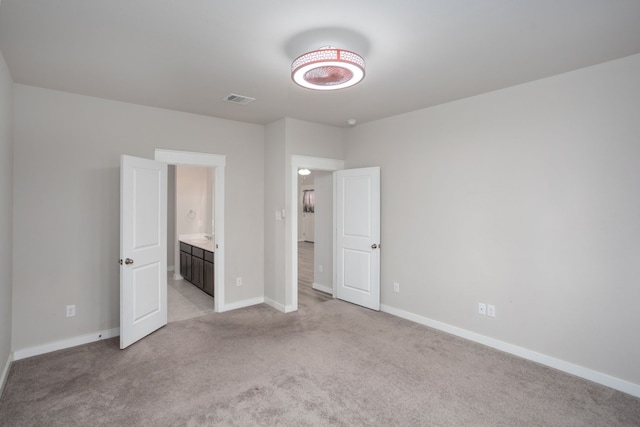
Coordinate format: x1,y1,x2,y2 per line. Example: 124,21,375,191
1,295,639,426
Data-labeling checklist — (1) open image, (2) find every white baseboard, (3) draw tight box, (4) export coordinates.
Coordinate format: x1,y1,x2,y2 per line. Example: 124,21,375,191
264,298,297,313
312,283,333,295
264,297,284,312
219,297,264,313
282,305,297,313
380,304,640,399
13,328,120,361
173,273,183,280
1,352,13,397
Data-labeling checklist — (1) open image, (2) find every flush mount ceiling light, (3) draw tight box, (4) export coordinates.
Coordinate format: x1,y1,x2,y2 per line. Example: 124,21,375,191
298,168,311,176
292,46,365,90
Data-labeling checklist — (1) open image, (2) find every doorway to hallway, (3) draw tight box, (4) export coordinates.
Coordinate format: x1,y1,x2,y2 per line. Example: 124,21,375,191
297,241,331,308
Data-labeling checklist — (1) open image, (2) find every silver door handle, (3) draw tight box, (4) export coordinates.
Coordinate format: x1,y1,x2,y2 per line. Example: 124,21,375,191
124,258,134,265
371,244,378,249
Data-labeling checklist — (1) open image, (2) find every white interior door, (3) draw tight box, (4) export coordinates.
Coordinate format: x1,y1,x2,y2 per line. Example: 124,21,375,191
336,167,380,310
120,155,168,349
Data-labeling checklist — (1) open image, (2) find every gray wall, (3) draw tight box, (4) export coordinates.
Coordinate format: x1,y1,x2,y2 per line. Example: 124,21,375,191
264,118,345,310
167,165,176,269
344,53,640,385
264,119,286,306
5,48,638,391
313,171,333,290
0,49,14,385
285,118,344,160
12,85,265,352
285,119,344,308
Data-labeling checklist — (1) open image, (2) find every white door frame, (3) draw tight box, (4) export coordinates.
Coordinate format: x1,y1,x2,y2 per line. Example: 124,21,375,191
155,149,226,313
288,155,344,312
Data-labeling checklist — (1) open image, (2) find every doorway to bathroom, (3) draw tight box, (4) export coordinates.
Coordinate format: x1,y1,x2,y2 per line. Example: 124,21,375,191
154,149,226,317
167,164,216,322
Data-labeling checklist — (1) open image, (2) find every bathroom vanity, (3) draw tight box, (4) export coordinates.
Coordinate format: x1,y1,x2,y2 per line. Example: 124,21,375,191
179,238,214,297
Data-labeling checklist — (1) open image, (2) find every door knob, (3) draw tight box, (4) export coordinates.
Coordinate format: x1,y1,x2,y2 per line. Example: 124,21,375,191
371,244,378,249
124,258,134,265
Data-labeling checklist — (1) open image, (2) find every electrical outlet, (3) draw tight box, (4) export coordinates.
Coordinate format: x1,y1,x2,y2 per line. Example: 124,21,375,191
478,303,487,315
236,277,242,286
487,304,496,318
66,305,76,318
393,282,400,292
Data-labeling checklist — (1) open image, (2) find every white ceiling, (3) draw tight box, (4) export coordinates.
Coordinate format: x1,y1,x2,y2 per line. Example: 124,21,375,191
1,0,639,128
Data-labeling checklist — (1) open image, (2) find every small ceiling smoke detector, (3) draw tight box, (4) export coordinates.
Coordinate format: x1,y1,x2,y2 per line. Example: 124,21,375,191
223,93,256,105
292,46,365,91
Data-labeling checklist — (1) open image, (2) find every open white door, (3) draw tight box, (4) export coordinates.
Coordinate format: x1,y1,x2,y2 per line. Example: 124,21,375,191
336,167,380,310
120,155,167,349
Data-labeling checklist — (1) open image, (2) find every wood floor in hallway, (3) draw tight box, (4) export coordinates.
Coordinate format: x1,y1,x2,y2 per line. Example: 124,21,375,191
297,241,332,308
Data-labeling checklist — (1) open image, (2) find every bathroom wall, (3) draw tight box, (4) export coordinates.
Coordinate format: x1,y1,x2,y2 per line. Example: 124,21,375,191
176,164,214,237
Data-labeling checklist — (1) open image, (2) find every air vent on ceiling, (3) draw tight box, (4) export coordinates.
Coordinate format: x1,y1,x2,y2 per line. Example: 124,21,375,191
223,93,256,105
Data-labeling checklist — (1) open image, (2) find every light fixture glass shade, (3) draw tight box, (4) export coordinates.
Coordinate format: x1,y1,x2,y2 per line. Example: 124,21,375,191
292,47,365,90
298,168,311,176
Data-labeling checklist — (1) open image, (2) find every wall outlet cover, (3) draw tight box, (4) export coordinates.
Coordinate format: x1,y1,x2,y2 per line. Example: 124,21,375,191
478,303,487,315
66,305,76,317
488,304,496,317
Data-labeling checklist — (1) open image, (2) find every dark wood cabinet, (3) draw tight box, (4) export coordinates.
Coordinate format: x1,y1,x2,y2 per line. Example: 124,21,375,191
204,259,214,296
179,241,214,297
179,249,192,281
203,249,214,296
191,256,204,289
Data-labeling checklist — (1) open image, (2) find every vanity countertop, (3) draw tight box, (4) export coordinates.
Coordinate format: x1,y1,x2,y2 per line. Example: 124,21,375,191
180,238,214,252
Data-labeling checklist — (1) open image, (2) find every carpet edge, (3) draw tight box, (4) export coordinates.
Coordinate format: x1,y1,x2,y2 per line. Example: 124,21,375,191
13,327,120,361
380,303,640,398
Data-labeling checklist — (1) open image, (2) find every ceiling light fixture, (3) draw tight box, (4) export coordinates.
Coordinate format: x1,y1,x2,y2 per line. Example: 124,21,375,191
298,168,311,176
292,46,365,91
